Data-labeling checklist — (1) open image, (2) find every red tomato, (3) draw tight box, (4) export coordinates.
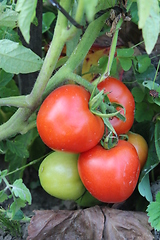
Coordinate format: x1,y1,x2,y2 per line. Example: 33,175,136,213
97,77,135,135
37,85,104,153
78,140,140,203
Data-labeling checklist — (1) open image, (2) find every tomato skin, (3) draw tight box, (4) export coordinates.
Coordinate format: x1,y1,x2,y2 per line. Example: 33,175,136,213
97,77,135,135
39,151,85,200
76,190,101,207
37,85,104,153
78,140,140,203
127,132,148,169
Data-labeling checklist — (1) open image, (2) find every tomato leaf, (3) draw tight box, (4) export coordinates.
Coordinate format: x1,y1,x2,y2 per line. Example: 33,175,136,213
138,123,160,201
6,140,29,159
0,69,13,87
0,190,8,203
155,120,160,162
12,179,32,204
0,39,43,74
16,0,38,43
137,0,152,28
28,206,153,240
42,12,55,33
141,0,160,54
10,198,26,220
138,173,153,202
0,8,18,29
147,192,160,231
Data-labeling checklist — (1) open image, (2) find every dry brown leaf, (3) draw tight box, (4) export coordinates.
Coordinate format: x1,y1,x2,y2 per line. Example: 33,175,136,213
27,206,153,240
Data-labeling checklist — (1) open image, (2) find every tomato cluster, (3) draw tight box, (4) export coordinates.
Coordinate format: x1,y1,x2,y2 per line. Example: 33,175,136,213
37,76,148,205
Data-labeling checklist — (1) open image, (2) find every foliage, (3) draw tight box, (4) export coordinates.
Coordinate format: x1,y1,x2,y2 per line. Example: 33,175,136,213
0,0,160,237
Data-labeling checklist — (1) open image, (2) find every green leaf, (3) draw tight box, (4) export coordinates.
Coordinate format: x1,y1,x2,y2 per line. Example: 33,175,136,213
143,80,159,90
118,57,132,71
117,48,134,57
147,192,160,230
133,55,151,73
138,173,153,202
138,134,160,201
10,198,26,220
0,79,20,98
134,102,154,122
0,141,7,154
0,27,20,42
155,120,160,161
142,0,160,54
0,190,8,203
42,12,55,33
0,39,43,74
0,69,13,87
137,0,152,28
131,86,146,103
6,140,29,158
135,64,156,84
16,0,38,43
12,179,32,204
0,8,18,28
130,2,139,25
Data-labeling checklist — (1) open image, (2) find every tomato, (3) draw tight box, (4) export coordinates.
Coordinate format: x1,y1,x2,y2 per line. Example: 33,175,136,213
78,140,140,203
39,151,85,200
37,85,104,153
97,77,135,135
76,190,101,207
127,131,148,169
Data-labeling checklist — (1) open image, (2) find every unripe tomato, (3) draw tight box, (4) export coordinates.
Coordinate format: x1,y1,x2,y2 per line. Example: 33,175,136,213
78,140,140,203
39,151,85,200
127,131,148,169
37,84,104,153
98,77,135,135
76,190,101,207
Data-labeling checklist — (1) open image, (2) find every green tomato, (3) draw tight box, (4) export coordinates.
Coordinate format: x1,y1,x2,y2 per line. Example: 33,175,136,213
39,151,85,200
76,190,101,207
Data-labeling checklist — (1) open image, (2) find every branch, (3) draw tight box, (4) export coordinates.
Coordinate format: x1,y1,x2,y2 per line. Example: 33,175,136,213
0,95,30,108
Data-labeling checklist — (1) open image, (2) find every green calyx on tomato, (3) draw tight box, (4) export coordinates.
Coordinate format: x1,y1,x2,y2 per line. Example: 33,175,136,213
78,140,140,203
97,76,135,135
37,84,104,153
39,151,85,201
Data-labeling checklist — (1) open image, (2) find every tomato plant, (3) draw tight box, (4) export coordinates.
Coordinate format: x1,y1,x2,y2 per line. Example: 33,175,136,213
127,131,148,170
39,151,85,200
97,77,135,135
78,140,140,203
37,84,104,153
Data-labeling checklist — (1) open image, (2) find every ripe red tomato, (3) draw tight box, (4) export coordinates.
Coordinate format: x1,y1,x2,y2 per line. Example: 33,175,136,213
97,77,135,135
78,140,140,203
37,85,104,153
127,131,148,169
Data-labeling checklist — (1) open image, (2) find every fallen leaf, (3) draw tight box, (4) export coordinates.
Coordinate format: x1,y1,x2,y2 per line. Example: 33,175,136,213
27,206,153,240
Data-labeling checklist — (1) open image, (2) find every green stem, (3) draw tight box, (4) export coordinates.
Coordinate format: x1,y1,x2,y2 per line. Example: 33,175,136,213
93,17,123,85
7,155,47,177
44,12,110,97
0,95,29,108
